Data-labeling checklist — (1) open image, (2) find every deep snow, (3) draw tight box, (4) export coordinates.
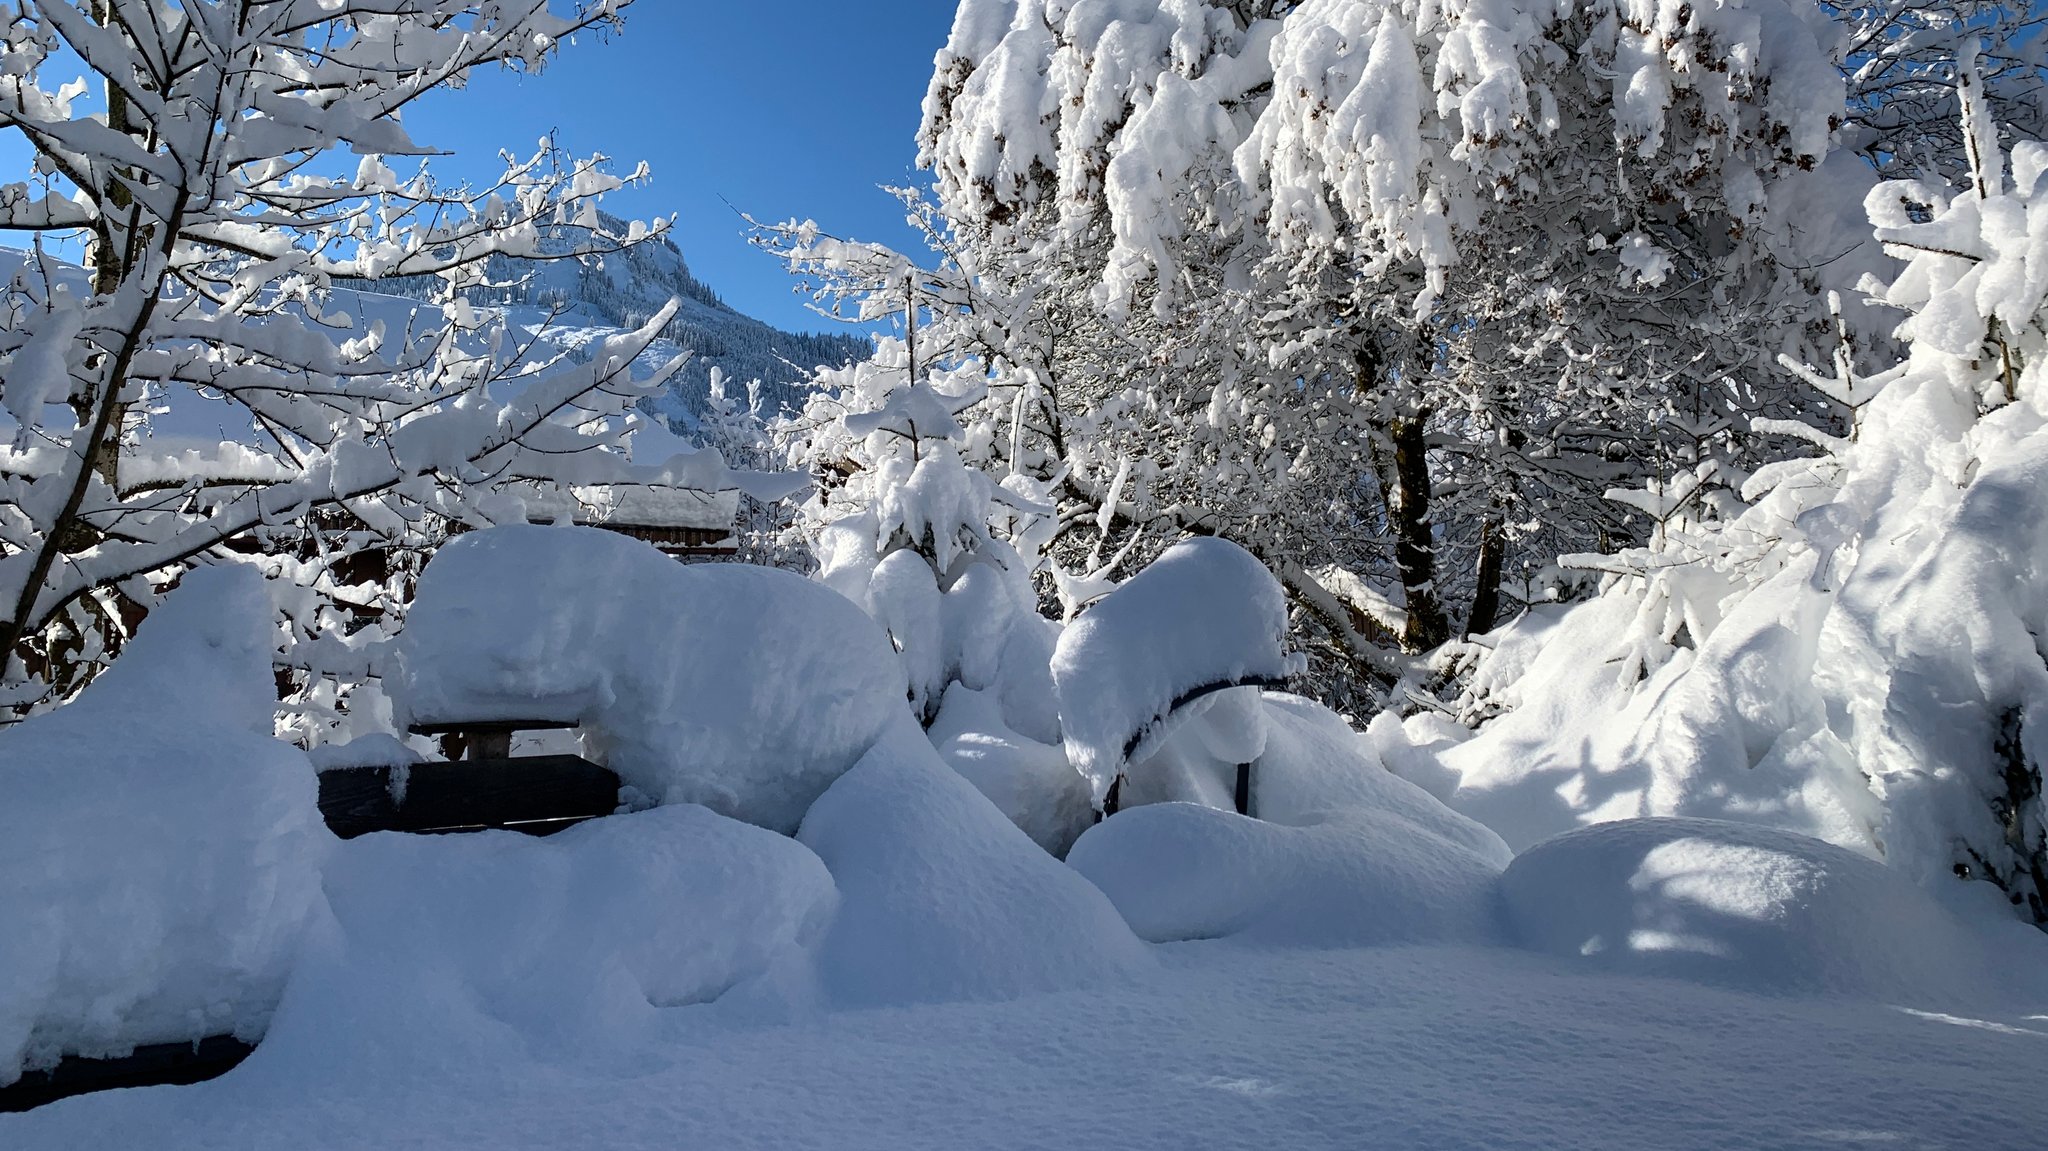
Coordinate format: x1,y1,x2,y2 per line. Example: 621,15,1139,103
7,929,2044,1150
0,568,326,1082
5,554,2047,1148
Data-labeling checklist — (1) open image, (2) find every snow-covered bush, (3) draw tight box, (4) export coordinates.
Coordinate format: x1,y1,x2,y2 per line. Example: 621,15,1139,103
774,322,1092,845
1414,74,2048,924
393,525,906,834
0,566,326,1082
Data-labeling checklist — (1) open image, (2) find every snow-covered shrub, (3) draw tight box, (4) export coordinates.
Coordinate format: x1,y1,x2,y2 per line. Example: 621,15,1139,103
1415,77,2048,923
780,332,1089,844
0,567,326,1082
392,525,906,834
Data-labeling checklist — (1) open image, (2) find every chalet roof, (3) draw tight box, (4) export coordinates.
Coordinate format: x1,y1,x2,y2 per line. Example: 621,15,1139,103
515,480,738,532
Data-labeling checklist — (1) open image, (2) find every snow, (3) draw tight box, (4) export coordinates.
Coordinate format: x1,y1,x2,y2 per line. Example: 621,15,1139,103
1256,694,1511,867
1069,692,1507,947
928,682,1094,857
797,714,1152,1006
1069,803,1502,949
0,567,326,1084
5,556,2048,1149
1501,818,2027,1007
308,805,836,1047
10,939,2045,1150
1052,536,1300,803
1372,587,1880,856
14,34,2048,1137
393,525,905,834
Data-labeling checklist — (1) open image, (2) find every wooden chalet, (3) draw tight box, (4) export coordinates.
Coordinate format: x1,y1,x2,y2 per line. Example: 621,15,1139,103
515,481,741,559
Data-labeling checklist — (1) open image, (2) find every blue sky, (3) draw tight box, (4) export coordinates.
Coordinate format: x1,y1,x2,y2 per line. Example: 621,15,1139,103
0,3,961,336
400,3,961,333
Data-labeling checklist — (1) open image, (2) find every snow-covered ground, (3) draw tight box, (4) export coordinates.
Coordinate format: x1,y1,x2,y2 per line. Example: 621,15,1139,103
8,414,2048,1150
4,541,2043,1147
6,884,2043,1149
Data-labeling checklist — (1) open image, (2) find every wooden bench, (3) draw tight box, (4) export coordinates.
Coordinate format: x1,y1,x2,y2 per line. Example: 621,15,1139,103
317,755,624,839
0,1036,255,1114
315,718,624,839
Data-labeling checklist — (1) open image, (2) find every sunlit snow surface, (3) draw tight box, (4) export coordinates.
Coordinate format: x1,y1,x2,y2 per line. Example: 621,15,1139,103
6,934,2043,1150
6,540,2046,1148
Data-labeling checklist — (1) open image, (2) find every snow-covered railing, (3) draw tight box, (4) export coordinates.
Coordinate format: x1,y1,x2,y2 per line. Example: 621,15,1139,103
1052,537,1303,812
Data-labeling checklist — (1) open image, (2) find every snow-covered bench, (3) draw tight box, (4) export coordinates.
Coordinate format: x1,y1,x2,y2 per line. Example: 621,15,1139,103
0,1037,256,1114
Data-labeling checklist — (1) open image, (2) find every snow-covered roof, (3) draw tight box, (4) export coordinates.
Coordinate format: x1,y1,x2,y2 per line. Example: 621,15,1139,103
516,481,738,532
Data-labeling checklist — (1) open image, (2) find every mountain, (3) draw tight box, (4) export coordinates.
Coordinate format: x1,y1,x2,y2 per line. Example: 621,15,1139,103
342,213,867,427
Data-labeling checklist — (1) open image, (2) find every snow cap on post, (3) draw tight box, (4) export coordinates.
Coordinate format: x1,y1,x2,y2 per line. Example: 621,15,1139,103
1051,536,1300,803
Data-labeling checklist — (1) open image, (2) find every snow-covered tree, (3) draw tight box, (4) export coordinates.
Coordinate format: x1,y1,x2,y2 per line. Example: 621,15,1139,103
870,0,1863,709
1828,0,2045,181
0,1,728,714
1441,62,2048,922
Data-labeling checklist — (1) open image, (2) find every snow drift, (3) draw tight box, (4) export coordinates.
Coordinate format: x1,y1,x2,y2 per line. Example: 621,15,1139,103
1069,695,1507,947
798,716,1152,1006
1500,818,2005,1004
291,804,838,1061
0,567,326,1083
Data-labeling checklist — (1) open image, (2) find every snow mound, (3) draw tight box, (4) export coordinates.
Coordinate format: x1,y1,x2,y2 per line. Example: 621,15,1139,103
1068,802,1503,948
798,715,1152,1006
0,566,325,1083
1052,536,1298,802
393,525,907,833
1069,696,1508,948
1500,818,2001,1003
1256,694,1512,866
282,805,836,1060
929,682,1094,856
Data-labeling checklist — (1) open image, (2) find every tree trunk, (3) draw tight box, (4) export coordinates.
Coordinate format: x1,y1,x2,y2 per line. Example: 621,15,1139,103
1466,516,1505,637
1389,413,1449,651
81,0,136,490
